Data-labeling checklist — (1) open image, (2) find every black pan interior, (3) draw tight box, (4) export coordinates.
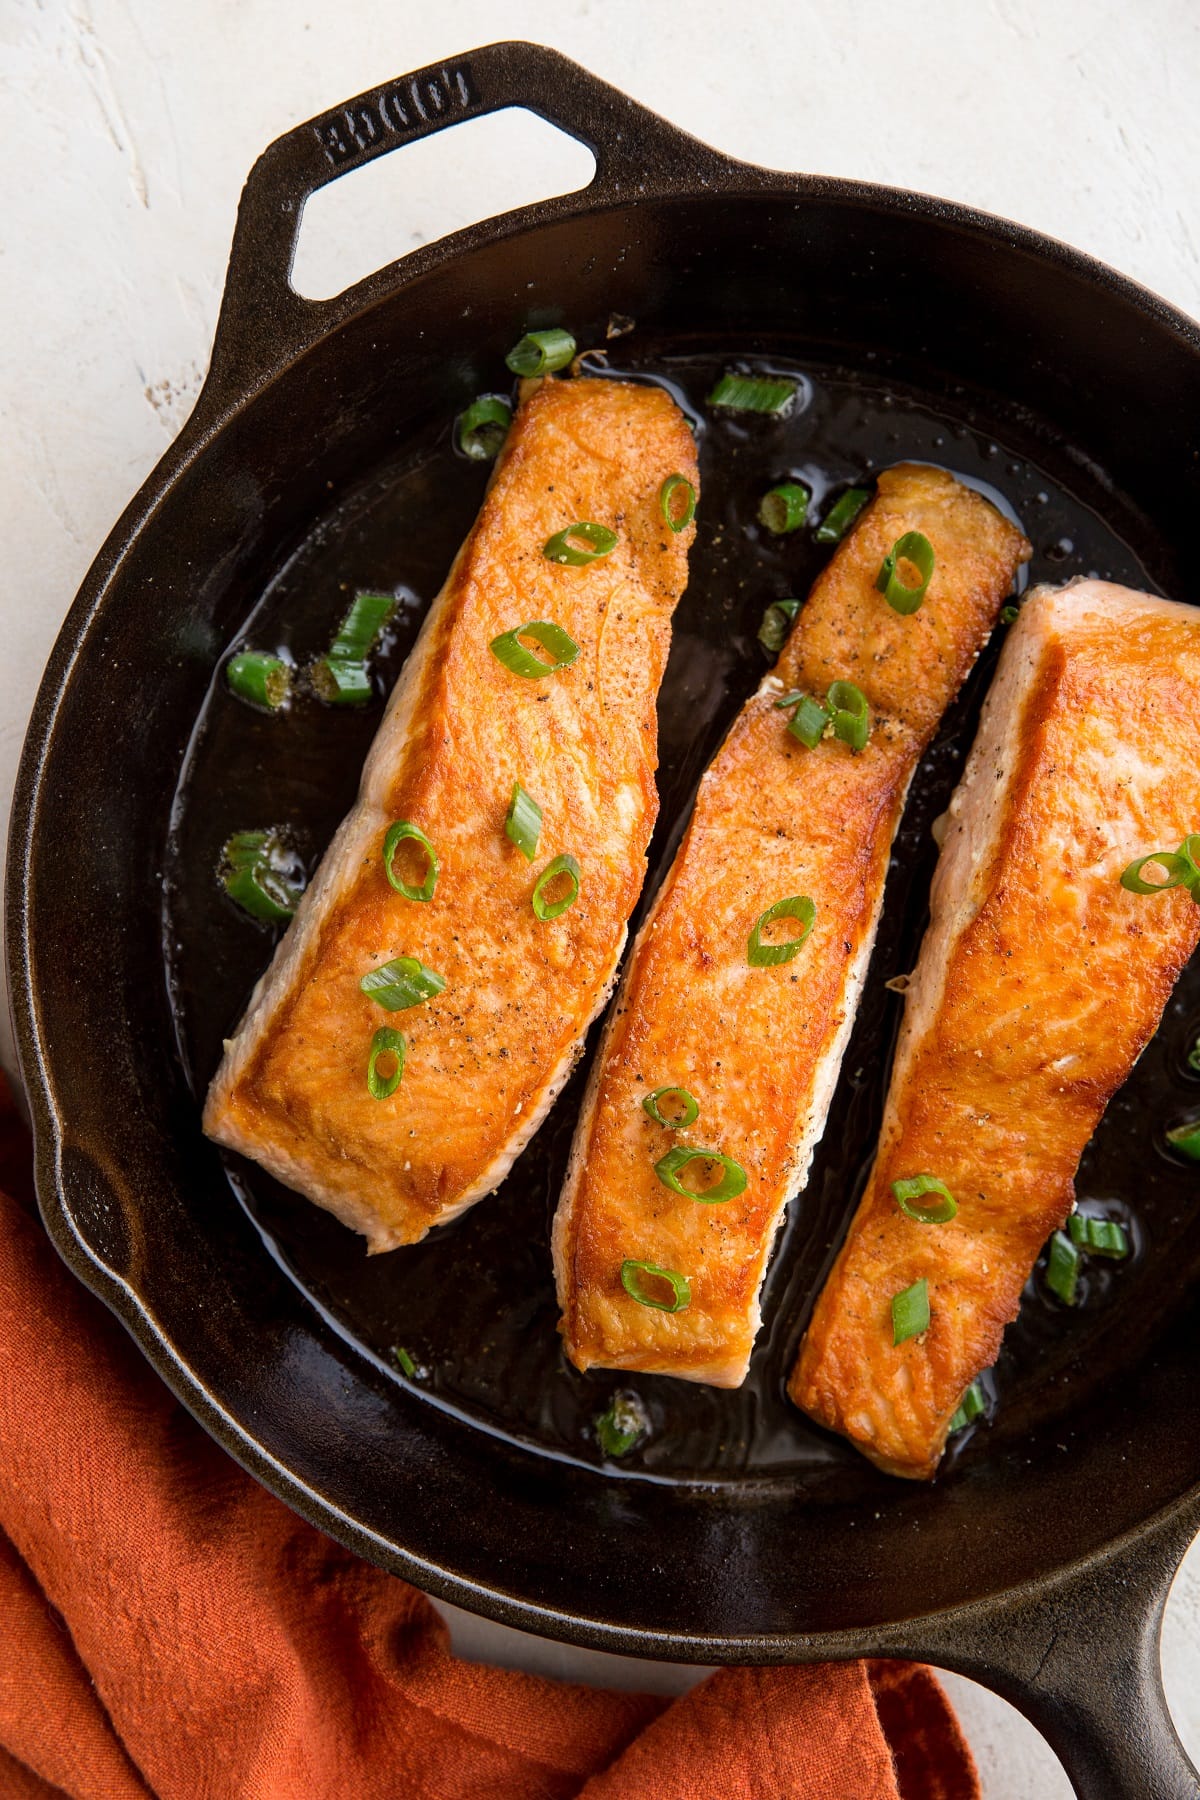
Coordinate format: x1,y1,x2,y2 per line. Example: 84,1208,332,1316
19,191,1200,1652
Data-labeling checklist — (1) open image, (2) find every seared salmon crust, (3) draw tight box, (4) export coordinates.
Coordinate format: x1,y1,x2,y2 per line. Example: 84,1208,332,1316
791,579,1200,1477
204,376,698,1250
554,465,1030,1385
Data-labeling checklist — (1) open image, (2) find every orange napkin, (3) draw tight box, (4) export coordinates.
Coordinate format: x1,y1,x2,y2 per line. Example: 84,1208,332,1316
0,1074,978,1799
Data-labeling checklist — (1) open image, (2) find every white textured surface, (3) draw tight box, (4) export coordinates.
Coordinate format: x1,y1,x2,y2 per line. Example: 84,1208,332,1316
3,2,1200,1792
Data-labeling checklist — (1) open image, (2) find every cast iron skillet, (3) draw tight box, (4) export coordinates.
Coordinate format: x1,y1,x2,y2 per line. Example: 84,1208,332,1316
9,42,1200,1798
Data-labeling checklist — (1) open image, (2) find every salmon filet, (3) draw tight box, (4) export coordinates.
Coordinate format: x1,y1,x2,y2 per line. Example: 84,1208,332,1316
204,376,698,1250
790,579,1200,1477
553,464,1030,1384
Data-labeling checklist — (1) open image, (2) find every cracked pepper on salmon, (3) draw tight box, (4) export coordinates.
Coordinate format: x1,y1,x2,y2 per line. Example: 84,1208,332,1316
553,464,1030,1385
204,375,698,1249
790,579,1200,1477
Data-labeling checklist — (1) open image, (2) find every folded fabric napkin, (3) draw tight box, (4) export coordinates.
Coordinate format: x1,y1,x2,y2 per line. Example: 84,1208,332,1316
0,1073,978,1799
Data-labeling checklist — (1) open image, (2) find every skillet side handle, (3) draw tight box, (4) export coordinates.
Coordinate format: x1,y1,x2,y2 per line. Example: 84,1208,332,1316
205,39,742,399
899,1517,1199,1800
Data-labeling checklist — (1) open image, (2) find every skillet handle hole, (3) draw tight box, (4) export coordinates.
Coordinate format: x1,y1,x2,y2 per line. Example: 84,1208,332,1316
290,108,597,303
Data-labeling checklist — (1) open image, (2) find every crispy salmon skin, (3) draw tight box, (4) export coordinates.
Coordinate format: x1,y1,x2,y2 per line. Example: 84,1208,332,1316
553,465,1029,1384
204,376,698,1250
790,579,1200,1477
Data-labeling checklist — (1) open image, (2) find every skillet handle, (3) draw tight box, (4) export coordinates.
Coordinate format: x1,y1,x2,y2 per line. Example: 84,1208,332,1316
900,1516,1199,1798
206,40,739,396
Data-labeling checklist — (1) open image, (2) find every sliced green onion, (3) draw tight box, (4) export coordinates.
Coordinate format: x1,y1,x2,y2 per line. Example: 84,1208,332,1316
891,1277,930,1345
1188,1037,1200,1074
758,482,809,535
620,1259,691,1312
360,956,446,1011
827,679,871,752
1067,1212,1129,1258
1166,1119,1200,1162
392,1345,416,1377
1120,851,1190,894
773,689,805,709
787,693,830,748
505,782,542,862
382,821,438,902
489,620,580,678
312,590,395,706
815,487,870,544
543,521,619,566
758,597,802,654
948,1379,986,1433
456,394,511,461
594,1390,648,1458
532,853,581,921
326,591,395,664
876,531,935,615
1000,603,1020,625
1121,836,1200,903
708,372,797,414
311,658,373,705
219,829,305,925
654,1145,747,1204
642,1086,700,1128
226,651,292,711
505,327,576,377
1045,1230,1080,1304
659,473,697,533
747,896,816,968
367,1026,406,1099
892,1175,958,1224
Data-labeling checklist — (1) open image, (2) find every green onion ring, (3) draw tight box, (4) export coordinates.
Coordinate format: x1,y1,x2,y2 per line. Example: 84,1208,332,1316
1120,851,1191,895
219,829,305,925
359,956,446,1011
1166,1118,1200,1162
489,620,580,678
226,651,292,711
892,1174,958,1224
948,1379,986,1433
505,327,576,376
876,531,935,615
747,896,816,968
787,693,830,748
642,1086,700,1128
758,482,809,535
827,679,871,752
367,1026,406,1099
456,394,512,461
326,591,396,664
1045,1230,1080,1305
1067,1212,1129,1258
594,1391,648,1457
891,1277,930,1344
620,1259,691,1312
815,487,870,544
758,597,802,654
311,658,374,706
505,782,542,862
532,853,581,921
543,522,619,566
659,473,697,532
707,372,797,414
654,1144,747,1204
382,821,438,902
